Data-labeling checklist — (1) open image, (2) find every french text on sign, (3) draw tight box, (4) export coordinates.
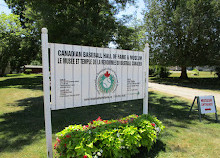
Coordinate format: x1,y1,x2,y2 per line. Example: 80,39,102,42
49,43,145,110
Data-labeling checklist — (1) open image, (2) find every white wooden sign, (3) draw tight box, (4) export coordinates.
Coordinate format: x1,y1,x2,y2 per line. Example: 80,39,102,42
189,95,218,122
199,96,216,114
50,43,145,110
41,28,149,158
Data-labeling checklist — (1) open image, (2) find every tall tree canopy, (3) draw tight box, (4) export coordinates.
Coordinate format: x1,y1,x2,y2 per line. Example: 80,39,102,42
0,13,38,75
5,0,135,47
145,0,220,78
115,18,146,51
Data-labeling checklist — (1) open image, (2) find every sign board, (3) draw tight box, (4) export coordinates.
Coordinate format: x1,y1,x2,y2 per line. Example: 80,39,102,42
199,96,216,114
41,28,150,158
49,43,145,110
189,95,218,122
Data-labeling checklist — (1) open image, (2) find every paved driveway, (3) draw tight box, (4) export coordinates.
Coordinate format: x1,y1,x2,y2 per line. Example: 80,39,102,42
149,82,220,108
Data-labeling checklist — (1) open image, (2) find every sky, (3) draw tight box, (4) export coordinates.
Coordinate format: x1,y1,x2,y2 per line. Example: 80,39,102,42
0,0,11,14
0,0,145,20
116,0,145,21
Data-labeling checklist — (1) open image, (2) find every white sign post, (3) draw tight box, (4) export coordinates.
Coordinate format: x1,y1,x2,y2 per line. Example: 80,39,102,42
42,28,149,157
42,28,53,158
189,95,218,122
143,43,150,114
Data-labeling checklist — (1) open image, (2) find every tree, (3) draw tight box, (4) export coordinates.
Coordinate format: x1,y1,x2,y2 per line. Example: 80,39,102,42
115,17,146,51
145,0,220,79
0,13,23,75
5,0,135,47
0,13,39,75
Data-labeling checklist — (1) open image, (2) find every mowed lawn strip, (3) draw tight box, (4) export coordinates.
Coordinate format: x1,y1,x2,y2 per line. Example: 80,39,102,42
169,70,217,78
150,71,220,93
0,74,219,158
148,90,220,158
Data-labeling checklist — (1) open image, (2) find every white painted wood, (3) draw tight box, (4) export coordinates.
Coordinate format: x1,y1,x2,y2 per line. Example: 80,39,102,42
72,45,82,108
43,28,148,157
81,46,90,106
50,43,56,110
96,47,105,105
42,28,53,158
63,44,74,109
133,50,139,100
143,43,150,114
127,50,133,100
55,44,65,109
139,51,144,99
109,48,117,103
199,96,216,114
102,48,112,104
88,46,98,106
107,48,112,103
115,49,122,102
49,43,146,110
121,50,128,101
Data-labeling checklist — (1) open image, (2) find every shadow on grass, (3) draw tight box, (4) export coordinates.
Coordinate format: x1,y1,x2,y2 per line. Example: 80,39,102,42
0,75,43,90
0,96,45,152
150,77,220,92
0,91,217,156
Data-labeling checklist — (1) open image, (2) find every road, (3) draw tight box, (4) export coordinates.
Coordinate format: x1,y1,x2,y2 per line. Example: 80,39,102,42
149,82,220,108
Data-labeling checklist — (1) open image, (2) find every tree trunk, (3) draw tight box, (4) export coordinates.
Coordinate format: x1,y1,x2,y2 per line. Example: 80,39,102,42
180,66,188,79
0,68,5,77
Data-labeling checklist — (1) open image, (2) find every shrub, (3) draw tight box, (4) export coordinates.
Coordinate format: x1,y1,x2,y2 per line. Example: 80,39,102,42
215,67,220,79
155,66,170,78
192,68,199,76
25,69,32,74
150,66,170,78
149,66,155,76
54,114,165,158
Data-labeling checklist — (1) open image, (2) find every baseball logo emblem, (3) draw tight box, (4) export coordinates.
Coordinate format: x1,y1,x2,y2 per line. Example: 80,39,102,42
96,69,118,94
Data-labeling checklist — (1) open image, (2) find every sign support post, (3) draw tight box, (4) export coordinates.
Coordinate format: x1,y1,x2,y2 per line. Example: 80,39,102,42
197,97,202,122
189,96,202,122
213,97,218,122
143,43,149,114
42,28,53,158
189,96,197,115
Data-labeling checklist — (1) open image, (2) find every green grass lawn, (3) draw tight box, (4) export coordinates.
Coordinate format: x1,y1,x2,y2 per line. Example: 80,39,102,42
150,71,220,93
169,70,217,78
0,74,220,158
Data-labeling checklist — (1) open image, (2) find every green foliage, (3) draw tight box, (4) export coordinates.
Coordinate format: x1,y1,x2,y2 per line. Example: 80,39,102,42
24,69,32,74
6,0,135,47
149,66,155,76
30,60,42,66
0,13,24,75
149,66,170,78
55,114,164,158
192,68,199,76
0,13,40,75
215,67,220,79
115,19,146,51
1,74,220,157
145,0,220,78
4,0,138,70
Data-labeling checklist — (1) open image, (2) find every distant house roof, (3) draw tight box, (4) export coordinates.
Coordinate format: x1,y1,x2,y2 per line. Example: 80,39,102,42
23,65,43,69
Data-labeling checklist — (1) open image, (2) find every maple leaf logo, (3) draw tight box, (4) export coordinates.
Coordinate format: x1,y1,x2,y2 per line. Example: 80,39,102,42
104,71,110,78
